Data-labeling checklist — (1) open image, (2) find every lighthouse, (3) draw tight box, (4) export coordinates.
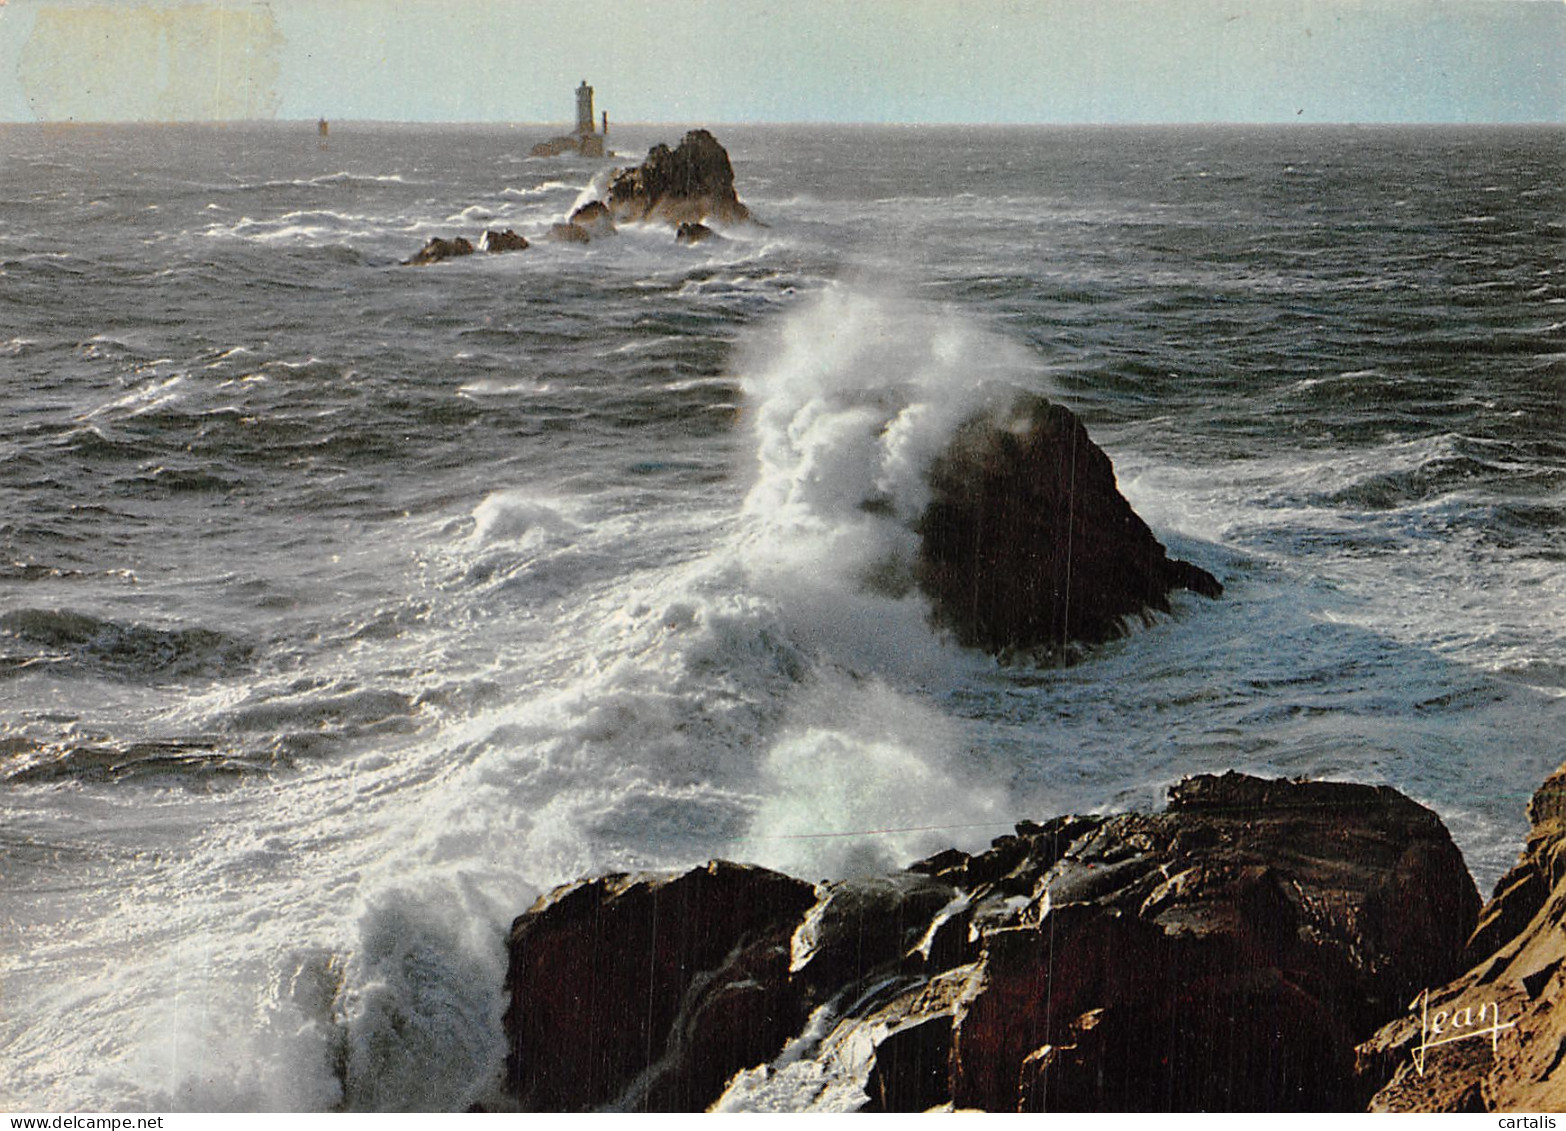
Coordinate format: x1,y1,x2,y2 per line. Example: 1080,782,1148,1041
573,80,605,156
531,81,608,158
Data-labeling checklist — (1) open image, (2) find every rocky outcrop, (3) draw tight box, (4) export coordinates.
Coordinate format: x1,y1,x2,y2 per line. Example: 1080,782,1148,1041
545,222,592,245
530,136,577,158
402,236,475,266
405,230,531,264
604,129,752,226
530,134,604,158
568,201,616,238
916,393,1222,658
675,222,716,246
503,772,1478,1112
504,862,818,1112
537,203,618,247
412,131,749,262
480,228,529,253
1357,760,1566,1111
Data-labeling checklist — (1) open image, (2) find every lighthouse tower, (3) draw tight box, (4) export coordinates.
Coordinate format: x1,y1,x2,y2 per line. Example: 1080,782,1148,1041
573,80,604,156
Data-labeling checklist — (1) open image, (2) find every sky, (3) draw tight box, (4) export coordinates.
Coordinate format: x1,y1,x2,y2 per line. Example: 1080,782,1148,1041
0,0,1561,125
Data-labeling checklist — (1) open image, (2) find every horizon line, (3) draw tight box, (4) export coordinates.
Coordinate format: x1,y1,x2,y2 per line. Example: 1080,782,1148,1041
6,117,1564,129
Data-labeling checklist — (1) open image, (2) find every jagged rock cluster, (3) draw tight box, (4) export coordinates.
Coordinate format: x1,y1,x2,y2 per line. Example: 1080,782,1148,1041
917,393,1222,658
405,130,749,262
602,129,751,226
503,773,1479,1112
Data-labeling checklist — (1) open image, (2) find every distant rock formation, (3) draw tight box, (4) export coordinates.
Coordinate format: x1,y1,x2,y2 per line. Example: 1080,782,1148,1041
545,222,592,245
604,129,752,226
530,134,605,158
408,129,751,261
402,236,475,266
502,772,1478,1112
480,228,529,253
917,393,1222,658
568,201,617,238
675,221,716,246
404,231,531,265
1357,759,1566,1111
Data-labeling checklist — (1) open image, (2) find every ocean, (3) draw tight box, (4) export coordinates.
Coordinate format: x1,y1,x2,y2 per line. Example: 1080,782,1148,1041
1,121,1562,1111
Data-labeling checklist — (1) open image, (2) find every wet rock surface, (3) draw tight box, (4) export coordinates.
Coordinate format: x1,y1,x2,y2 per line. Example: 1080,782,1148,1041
1357,760,1566,1112
568,201,617,238
604,129,752,226
917,392,1222,658
503,772,1477,1111
480,228,529,253
401,235,475,266
405,129,750,263
503,861,817,1112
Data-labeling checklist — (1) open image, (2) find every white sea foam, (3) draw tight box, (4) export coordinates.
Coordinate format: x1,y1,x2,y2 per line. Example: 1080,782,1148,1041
210,211,387,244
469,490,579,547
568,168,617,216
501,180,577,199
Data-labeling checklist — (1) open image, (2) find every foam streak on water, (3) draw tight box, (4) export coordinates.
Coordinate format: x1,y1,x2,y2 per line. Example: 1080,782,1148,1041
1,122,1562,1111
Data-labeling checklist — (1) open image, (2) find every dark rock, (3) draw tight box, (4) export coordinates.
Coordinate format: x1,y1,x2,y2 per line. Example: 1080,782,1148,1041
568,201,617,238
909,814,1101,898
605,129,752,227
503,861,817,1112
1357,760,1566,1111
502,773,1477,1111
1016,968,1350,1112
946,774,1477,1111
480,228,529,253
401,236,475,266
546,222,592,245
789,874,970,1006
916,392,1222,658
865,1016,955,1112
675,221,716,245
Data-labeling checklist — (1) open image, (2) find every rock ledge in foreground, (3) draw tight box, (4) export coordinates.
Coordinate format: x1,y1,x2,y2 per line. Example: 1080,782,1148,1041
1357,760,1566,1112
503,772,1478,1112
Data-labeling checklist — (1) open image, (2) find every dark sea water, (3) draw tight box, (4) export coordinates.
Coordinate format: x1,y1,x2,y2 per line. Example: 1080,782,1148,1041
2,121,1562,1111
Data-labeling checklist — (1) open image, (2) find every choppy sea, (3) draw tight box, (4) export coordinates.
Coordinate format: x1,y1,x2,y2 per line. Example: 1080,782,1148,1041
1,121,1562,1111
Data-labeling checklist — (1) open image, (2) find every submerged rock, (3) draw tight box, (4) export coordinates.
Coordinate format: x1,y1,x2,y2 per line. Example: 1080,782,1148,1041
502,772,1477,1111
402,235,475,266
916,392,1222,658
1357,760,1566,1111
604,129,752,226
